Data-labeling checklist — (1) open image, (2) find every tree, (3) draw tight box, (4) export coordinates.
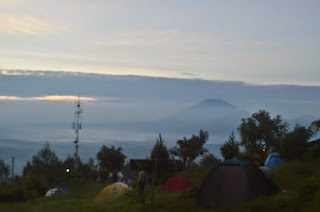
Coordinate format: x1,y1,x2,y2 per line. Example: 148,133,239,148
200,154,221,167
76,163,98,183
220,131,240,160
309,119,320,136
0,159,10,183
238,110,287,164
96,145,126,171
279,124,313,160
150,134,169,160
22,143,63,197
23,143,62,177
29,143,60,168
170,130,209,167
63,155,77,170
88,157,96,169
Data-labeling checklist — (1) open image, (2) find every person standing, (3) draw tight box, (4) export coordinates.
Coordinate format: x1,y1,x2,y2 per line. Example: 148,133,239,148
138,170,146,199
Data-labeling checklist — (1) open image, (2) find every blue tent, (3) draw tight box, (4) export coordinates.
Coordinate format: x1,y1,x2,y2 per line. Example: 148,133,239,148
264,153,283,168
60,187,69,193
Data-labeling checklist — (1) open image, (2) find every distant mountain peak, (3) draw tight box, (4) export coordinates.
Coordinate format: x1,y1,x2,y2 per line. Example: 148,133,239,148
191,98,237,109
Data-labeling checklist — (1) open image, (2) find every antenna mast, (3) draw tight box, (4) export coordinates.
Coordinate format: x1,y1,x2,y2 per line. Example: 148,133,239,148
72,96,82,168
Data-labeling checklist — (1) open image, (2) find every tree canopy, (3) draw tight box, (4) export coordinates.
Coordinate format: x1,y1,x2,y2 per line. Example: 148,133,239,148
279,124,313,160
150,134,169,160
309,119,320,137
22,143,64,197
220,131,240,160
23,143,62,176
238,110,287,163
32,143,60,167
96,145,126,171
170,130,209,167
200,154,221,167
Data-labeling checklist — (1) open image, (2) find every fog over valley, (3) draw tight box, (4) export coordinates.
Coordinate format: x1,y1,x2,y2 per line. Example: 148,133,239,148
1,70,320,142
1,70,320,174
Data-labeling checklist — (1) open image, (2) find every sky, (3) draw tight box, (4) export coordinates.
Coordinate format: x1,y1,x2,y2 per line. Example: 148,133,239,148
0,0,320,85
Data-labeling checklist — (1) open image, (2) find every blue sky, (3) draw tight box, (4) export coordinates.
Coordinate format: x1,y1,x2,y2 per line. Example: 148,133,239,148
0,0,319,85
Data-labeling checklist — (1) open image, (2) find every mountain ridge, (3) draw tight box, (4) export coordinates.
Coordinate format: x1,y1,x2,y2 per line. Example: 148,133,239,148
191,98,238,110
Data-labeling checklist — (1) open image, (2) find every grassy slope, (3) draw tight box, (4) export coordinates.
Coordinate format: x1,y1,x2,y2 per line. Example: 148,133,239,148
1,159,320,212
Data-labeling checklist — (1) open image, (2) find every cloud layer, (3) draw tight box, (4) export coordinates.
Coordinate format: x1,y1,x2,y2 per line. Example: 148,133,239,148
0,95,95,102
0,1,319,85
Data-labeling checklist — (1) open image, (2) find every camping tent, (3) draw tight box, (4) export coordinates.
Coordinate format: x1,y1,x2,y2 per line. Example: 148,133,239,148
45,188,60,197
45,187,68,197
94,182,129,201
264,152,283,169
158,175,195,193
259,166,273,180
60,187,69,193
197,158,280,207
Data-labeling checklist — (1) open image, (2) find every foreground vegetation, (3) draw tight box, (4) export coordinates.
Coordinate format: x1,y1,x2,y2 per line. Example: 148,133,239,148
1,155,320,211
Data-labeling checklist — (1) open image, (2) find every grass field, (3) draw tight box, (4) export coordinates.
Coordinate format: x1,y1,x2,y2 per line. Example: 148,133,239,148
1,159,320,212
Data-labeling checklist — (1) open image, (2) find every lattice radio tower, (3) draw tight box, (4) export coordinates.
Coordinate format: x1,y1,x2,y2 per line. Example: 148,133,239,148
72,96,82,168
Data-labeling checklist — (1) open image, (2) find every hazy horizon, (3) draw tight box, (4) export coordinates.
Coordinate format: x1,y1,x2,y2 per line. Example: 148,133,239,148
1,69,320,176
1,70,320,144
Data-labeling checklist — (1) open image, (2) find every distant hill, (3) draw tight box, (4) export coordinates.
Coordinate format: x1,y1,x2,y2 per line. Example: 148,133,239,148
186,98,247,116
125,98,249,140
190,98,238,110
171,98,248,134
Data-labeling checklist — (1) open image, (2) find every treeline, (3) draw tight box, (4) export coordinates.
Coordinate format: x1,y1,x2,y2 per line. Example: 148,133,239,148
0,110,320,202
0,143,128,202
150,110,320,167
220,110,320,165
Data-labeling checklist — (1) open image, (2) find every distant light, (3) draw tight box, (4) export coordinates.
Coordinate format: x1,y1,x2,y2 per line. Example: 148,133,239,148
66,168,70,173
263,149,266,152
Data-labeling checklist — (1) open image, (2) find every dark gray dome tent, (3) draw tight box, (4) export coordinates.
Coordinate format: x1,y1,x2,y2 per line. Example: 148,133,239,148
196,158,280,207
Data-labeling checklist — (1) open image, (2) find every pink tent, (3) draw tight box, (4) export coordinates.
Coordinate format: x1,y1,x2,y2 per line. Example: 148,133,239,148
158,175,195,193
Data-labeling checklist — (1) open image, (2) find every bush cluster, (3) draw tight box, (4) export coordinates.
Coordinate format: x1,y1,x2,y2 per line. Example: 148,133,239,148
0,144,99,202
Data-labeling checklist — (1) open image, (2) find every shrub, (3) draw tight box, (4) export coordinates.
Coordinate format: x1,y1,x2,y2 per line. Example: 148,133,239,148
0,182,25,202
311,142,320,158
98,169,109,183
200,154,221,167
22,172,49,199
279,125,311,160
296,176,319,203
237,148,262,166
